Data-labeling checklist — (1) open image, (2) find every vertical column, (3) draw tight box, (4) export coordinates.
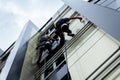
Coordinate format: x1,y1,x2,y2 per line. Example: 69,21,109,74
0,21,39,80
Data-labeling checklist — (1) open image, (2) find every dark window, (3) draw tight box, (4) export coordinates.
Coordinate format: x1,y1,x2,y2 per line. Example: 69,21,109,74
61,73,71,80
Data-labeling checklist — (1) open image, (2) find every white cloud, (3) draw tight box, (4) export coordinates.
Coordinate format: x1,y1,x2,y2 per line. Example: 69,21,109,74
0,0,64,51
0,1,29,50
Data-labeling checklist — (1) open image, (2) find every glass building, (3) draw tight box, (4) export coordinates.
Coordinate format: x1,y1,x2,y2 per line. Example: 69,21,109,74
0,0,120,80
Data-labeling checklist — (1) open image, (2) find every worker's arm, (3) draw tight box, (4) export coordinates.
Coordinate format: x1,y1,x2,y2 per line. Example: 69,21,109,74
69,17,82,21
48,36,56,41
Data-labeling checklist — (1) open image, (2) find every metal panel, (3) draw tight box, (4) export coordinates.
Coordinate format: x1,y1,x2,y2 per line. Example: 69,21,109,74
101,0,114,6
107,0,120,9
96,0,106,5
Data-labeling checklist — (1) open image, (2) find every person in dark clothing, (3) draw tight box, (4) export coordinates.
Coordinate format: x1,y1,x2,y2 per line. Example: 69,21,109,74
36,35,55,64
54,17,82,47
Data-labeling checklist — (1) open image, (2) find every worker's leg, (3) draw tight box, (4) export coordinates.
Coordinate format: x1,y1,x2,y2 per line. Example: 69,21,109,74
62,25,75,37
37,47,44,64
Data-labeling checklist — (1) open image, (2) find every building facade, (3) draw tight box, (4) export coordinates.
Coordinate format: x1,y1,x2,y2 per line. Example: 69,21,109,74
0,0,120,80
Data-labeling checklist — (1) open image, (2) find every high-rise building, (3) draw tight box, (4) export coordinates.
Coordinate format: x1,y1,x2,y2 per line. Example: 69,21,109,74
0,49,3,56
0,1,120,80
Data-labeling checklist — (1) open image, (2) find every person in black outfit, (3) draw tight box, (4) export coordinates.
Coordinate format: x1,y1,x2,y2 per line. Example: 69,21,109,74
36,35,55,64
54,17,82,47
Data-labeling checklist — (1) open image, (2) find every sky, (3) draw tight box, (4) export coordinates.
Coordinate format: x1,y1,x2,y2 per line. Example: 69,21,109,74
0,0,64,51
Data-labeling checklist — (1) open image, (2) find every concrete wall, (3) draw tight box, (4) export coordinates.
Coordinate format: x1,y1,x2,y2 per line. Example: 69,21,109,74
65,21,120,80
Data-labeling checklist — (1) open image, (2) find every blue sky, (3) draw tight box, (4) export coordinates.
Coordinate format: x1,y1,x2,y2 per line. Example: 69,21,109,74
0,0,64,51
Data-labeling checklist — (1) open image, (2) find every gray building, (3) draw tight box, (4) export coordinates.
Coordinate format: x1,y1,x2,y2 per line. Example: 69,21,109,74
0,0,120,80
0,48,3,56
